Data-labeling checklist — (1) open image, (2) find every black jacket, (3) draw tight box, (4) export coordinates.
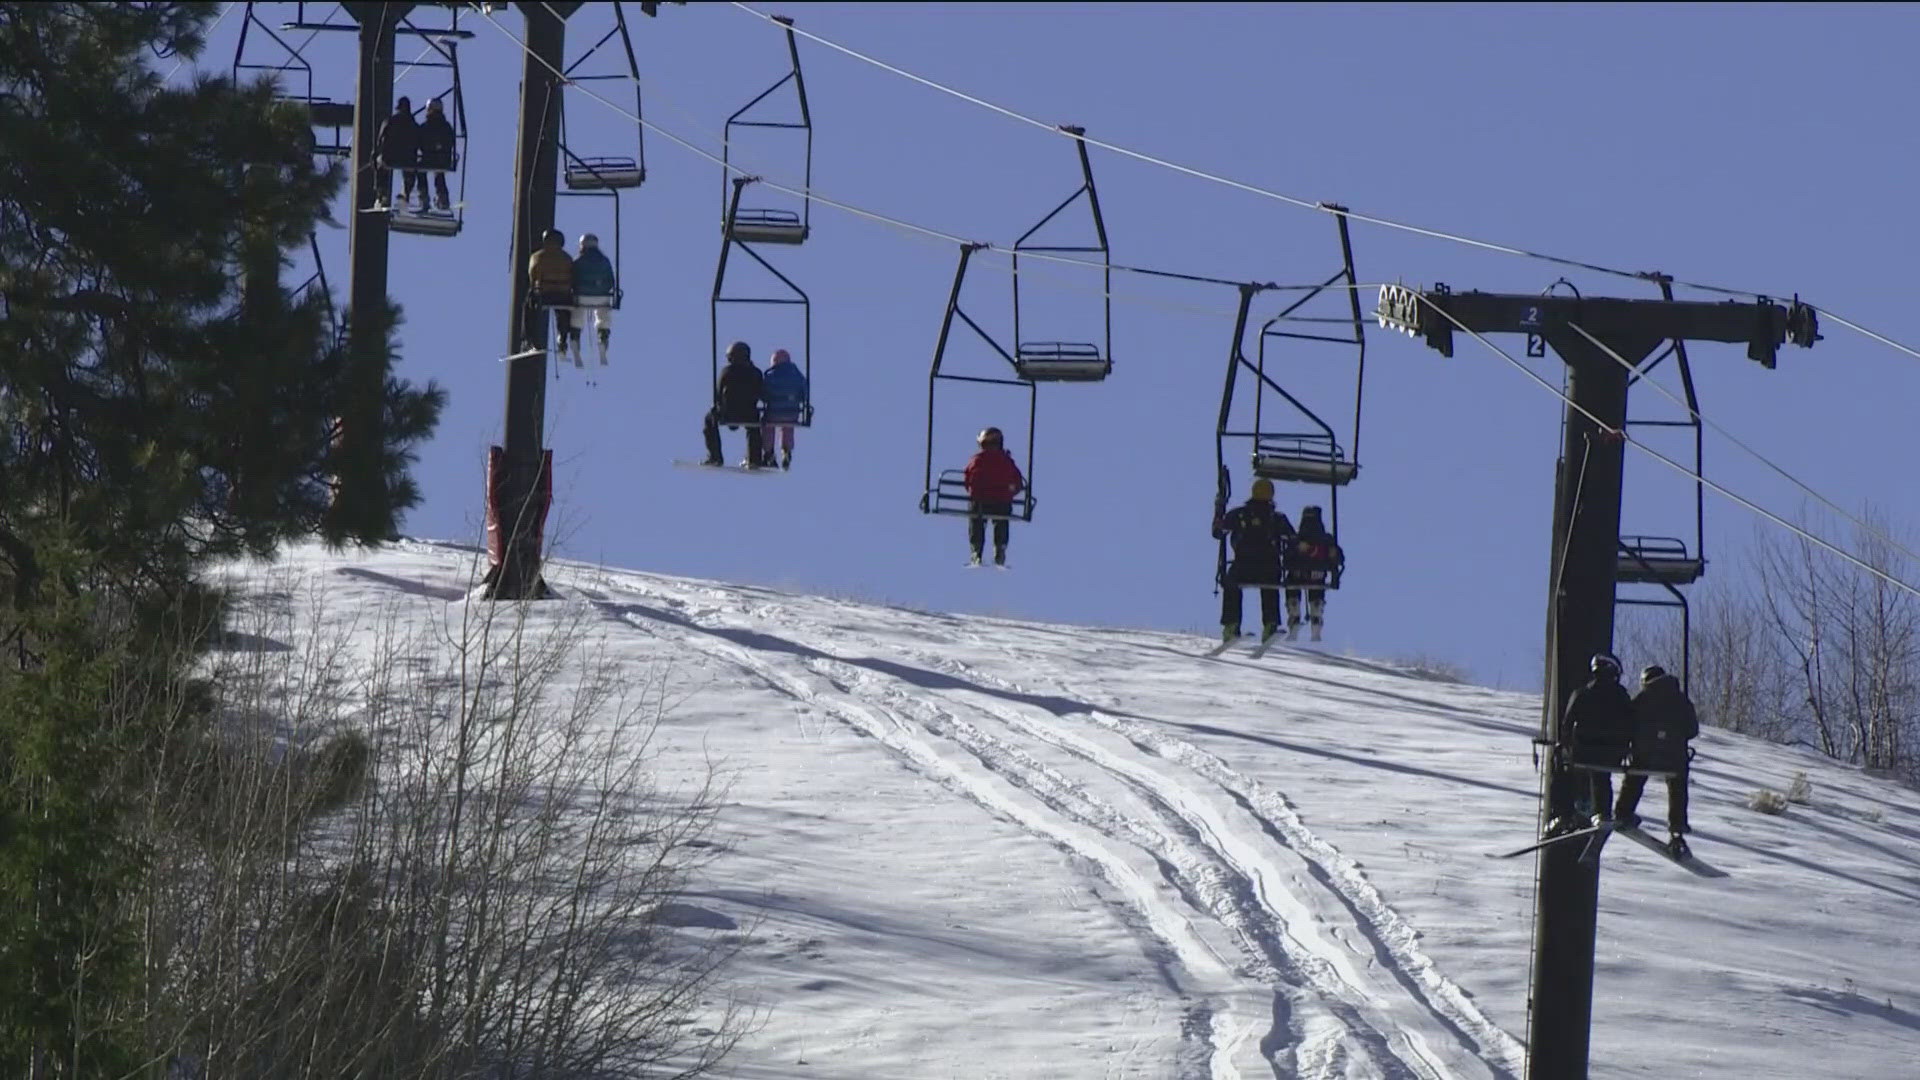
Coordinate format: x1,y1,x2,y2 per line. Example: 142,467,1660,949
1564,675,1634,766
1214,500,1292,587
1630,672,1698,771
1285,523,1345,587
417,113,456,171
714,359,764,424
376,110,420,167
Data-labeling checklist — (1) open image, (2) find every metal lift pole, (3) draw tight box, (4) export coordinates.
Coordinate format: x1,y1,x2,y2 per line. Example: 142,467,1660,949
337,2,411,537
1531,323,1660,1078
1377,284,1817,1078
485,1,579,600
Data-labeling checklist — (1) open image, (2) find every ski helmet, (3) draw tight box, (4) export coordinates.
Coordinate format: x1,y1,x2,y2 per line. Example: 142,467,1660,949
541,227,564,245
579,232,599,249
726,340,751,362
1590,652,1622,677
977,426,1004,446
1250,478,1275,501
1640,664,1667,685
771,348,791,365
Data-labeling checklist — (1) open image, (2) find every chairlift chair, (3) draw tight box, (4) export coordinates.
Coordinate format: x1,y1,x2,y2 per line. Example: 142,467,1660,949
383,18,469,239
1214,215,1368,549
921,244,1039,522
712,177,812,425
559,3,647,191
1611,277,1710,692
1010,125,1111,383
721,15,812,247
234,3,352,159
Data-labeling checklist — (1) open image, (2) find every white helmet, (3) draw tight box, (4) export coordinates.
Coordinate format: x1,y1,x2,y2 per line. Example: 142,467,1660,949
578,233,599,249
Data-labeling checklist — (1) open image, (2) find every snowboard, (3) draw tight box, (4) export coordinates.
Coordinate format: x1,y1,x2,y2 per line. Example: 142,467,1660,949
672,460,782,476
1615,826,1728,878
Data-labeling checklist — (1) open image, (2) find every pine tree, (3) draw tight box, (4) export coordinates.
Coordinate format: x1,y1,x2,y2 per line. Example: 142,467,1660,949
0,3,445,1071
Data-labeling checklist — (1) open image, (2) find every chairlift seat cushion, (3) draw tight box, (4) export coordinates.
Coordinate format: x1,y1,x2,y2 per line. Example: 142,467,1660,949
728,209,808,245
306,100,355,127
1615,558,1705,585
565,157,644,189
1251,454,1358,485
389,212,461,237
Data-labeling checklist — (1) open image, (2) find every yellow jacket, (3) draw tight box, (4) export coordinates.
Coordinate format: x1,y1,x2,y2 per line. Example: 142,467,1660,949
528,247,574,293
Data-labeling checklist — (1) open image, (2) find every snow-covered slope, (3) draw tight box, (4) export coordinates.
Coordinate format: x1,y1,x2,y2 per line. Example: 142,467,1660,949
218,540,1920,1080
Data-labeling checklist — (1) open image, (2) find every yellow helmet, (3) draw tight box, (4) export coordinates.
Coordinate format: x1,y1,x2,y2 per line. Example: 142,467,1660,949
1250,477,1275,501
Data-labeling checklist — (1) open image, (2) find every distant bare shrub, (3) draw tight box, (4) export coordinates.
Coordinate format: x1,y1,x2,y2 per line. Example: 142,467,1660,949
1748,788,1789,815
135,565,744,1078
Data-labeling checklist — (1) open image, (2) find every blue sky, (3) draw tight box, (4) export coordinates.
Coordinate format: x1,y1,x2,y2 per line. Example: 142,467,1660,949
193,2,1920,689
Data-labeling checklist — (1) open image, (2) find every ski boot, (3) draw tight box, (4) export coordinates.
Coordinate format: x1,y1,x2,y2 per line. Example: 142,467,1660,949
597,330,610,366
993,546,1007,568
1613,812,1642,832
969,550,983,568
1221,625,1242,646
1309,620,1323,643
1260,623,1280,645
1667,834,1690,860
1285,618,1301,641
781,448,792,470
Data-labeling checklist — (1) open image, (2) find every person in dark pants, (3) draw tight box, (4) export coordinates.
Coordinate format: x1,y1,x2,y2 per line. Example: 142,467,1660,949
416,97,456,211
375,97,423,211
963,426,1025,566
1213,477,1294,645
1283,504,1345,642
703,340,764,467
1614,664,1700,858
1546,652,1636,836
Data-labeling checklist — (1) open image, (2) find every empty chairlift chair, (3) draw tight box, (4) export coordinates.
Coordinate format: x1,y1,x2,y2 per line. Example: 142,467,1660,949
721,14,812,247
1011,124,1112,384
559,3,649,191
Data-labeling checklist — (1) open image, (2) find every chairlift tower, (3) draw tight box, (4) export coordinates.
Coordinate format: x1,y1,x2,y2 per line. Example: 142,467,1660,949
483,0,582,600
1377,282,1819,1079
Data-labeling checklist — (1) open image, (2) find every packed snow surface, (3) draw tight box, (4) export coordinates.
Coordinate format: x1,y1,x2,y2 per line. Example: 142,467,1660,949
219,540,1920,1079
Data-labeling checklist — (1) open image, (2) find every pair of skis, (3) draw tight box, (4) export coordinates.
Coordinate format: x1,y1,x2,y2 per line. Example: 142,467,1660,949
1489,823,1724,877
1205,631,1284,660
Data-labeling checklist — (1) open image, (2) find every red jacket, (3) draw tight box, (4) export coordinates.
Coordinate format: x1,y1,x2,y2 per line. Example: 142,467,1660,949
964,447,1025,502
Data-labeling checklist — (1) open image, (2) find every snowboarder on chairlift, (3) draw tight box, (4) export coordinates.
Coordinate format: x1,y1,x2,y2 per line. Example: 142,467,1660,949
963,427,1025,567
1213,477,1294,646
1614,664,1699,858
703,340,765,467
1545,652,1636,837
376,96,424,212
417,97,456,211
526,228,580,363
1283,505,1344,642
758,348,807,470
572,233,616,366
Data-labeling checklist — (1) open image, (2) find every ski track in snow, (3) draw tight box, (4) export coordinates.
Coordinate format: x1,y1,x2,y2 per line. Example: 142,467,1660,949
564,565,1523,1080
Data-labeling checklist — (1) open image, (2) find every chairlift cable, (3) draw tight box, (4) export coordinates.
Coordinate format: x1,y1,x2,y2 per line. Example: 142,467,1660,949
1416,294,1920,603
475,7,1359,295
725,2,1920,370
1565,320,1920,572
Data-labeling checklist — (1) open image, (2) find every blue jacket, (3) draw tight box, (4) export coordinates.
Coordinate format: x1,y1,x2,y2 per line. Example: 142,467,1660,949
574,248,616,298
760,360,808,420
